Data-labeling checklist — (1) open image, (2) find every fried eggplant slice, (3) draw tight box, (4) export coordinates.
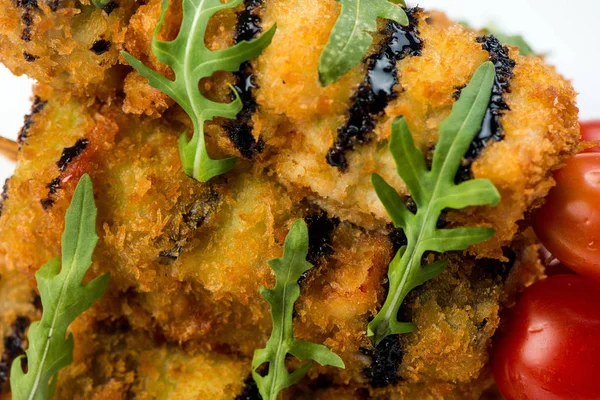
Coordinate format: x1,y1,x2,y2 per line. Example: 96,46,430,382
0,86,544,397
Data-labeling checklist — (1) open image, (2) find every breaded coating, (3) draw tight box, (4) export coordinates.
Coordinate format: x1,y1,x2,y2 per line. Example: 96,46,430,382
254,2,579,259
0,0,578,397
0,0,139,99
0,85,546,397
0,260,40,395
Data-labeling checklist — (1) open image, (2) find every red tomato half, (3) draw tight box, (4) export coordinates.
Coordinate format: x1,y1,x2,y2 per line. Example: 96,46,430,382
581,121,600,153
493,275,600,400
533,153,600,282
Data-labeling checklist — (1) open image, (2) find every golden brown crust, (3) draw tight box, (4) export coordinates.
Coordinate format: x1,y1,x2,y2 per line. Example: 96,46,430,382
0,0,578,397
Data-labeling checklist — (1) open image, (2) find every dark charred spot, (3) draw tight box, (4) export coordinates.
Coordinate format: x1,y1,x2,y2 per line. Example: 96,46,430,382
405,196,417,214
235,374,261,400
158,245,183,263
223,0,265,160
46,177,60,195
16,0,37,42
472,247,517,281
158,190,220,263
453,84,466,100
16,0,37,6
362,334,404,388
477,318,489,330
90,39,111,55
0,316,30,390
327,8,423,170
40,177,61,210
46,0,59,11
0,179,9,216
21,27,32,41
436,210,449,229
456,35,516,183
18,96,46,145
101,0,117,14
388,225,407,252
304,210,340,266
297,209,340,285
40,197,55,210
23,52,38,62
57,138,89,172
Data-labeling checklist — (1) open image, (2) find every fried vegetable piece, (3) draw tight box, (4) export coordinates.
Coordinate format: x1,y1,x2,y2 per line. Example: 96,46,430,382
0,260,40,395
0,0,140,99
0,0,577,397
254,1,579,259
0,86,545,397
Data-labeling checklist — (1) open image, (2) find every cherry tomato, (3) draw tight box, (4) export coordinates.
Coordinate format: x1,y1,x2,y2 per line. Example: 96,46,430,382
493,275,600,400
581,121,600,153
533,154,600,282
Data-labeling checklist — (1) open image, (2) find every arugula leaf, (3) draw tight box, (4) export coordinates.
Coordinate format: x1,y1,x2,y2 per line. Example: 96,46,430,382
318,0,408,86
10,174,110,400
252,220,345,400
122,0,276,182
92,0,110,9
367,61,501,345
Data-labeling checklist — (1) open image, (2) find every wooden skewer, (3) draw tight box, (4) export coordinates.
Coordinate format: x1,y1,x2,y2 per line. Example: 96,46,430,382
0,137,18,162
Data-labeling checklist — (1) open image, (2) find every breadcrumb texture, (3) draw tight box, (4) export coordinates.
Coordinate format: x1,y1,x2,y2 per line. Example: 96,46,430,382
0,0,579,398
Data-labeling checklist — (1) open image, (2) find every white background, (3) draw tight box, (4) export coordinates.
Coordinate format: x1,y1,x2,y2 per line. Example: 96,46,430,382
0,0,598,182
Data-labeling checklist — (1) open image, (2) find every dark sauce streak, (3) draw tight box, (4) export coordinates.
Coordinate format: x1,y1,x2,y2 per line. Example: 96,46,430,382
0,316,30,391
57,138,89,172
90,39,111,55
361,334,404,388
158,189,220,263
327,8,423,170
305,210,340,266
40,177,60,210
102,0,117,15
14,0,38,42
296,210,340,285
0,179,10,216
18,96,46,145
223,0,265,160
456,35,516,183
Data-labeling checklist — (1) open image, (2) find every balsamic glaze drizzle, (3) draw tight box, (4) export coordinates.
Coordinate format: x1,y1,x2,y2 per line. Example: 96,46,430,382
18,96,46,145
327,8,423,170
223,0,265,160
361,334,404,388
305,210,340,266
57,138,89,172
456,35,516,183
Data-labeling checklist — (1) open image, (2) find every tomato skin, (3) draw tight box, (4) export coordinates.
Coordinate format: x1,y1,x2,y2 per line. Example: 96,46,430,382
493,275,600,400
533,154,600,282
581,121,600,153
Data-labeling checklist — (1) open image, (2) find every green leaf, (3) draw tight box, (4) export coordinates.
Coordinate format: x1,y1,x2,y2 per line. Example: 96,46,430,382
10,174,110,400
92,0,110,9
367,61,501,345
318,0,408,86
252,220,345,400
485,27,535,56
122,0,276,182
